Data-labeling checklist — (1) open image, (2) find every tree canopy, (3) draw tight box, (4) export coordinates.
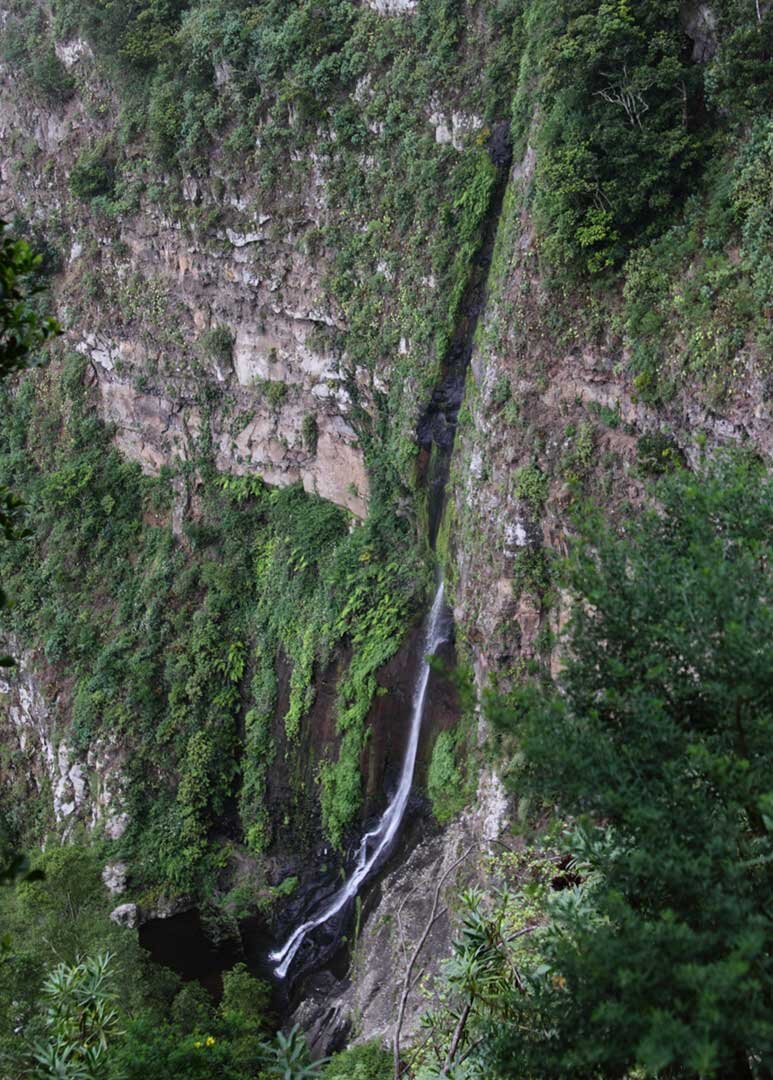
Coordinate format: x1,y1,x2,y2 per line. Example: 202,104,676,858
489,454,773,1079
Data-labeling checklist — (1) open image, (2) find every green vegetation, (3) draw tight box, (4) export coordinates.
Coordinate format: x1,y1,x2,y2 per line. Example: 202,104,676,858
513,463,548,513
199,325,234,367
257,379,288,411
400,843,560,1078
0,6,74,101
0,2,771,1071
427,730,465,825
514,0,771,279
517,0,709,275
301,414,318,456
636,430,683,475
0,356,423,892
496,0,772,406
32,952,121,1079
0,220,58,384
512,545,554,600
621,117,772,401
482,455,773,1077
0,845,149,1070
323,1040,391,1079
69,143,116,202
559,420,595,485
0,844,329,1079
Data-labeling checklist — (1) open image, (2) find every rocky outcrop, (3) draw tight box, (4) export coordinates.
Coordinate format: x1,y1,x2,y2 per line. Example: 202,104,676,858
366,0,418,14
291,759,507,1054
0,44,368,518
0,658,129,840
110,902,139,929
102,861,129,895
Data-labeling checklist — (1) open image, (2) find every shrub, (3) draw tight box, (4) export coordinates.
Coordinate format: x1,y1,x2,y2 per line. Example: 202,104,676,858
427,731,465,825
512,546,553,597
30,46,75,101
258,380,288,410
514,464,548,514
324,1040,392,1079
218,963,271,1028
69,144,115,201
491,375,511,407
302,414,318,455
637,431,683,475
199,325,233,366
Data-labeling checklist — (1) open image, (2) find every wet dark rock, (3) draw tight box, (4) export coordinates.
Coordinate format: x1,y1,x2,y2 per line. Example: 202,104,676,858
289,971,351,1058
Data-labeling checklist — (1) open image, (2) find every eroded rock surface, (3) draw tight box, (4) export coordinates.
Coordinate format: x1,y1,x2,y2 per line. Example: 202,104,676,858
0,51,369,518
0,658,129,840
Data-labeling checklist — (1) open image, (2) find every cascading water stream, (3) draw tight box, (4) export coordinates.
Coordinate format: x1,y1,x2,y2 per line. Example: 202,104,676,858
269,123,511,983
269,580,451,979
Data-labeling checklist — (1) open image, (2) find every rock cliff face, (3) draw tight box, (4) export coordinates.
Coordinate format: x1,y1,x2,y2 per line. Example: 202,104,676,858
449,139,772,684
0,0,770,1057
0,36,368,517
0,657,128,841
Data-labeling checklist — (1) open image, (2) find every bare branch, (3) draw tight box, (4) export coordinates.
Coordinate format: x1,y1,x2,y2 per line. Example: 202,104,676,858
393,845,474,1080
441,998,472,1076
595,65,650,128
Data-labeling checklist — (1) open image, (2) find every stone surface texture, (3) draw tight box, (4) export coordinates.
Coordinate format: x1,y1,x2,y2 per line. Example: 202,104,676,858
0,47,368,519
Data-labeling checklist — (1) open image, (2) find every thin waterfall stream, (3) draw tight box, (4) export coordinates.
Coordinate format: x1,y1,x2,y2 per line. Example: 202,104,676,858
268,123,512,982
269,582,452,979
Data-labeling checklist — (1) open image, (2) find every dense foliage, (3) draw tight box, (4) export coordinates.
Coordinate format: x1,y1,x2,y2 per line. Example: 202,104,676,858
485,455,773,1078
498,0,772,407
0,220,59,620
0,356,424,896
0,2,771,1074
514,0,772,275
0,844,344,1079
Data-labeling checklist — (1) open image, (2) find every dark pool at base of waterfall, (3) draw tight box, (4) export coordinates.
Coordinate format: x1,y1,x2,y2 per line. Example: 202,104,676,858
137,798,433,1014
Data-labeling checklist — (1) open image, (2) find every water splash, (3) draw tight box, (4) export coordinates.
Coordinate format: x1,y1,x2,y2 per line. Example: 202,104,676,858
269,580,451,979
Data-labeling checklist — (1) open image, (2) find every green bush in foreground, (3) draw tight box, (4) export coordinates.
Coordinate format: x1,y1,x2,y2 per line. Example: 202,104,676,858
489,453,773,1078
324,1040,391,1079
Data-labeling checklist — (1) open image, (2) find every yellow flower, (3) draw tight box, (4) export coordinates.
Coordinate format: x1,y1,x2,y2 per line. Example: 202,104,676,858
205,1036,216,1047
194,1041,202,1050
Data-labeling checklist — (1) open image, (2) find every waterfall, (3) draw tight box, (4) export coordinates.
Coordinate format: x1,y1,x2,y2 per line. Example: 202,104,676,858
269,580,451,979
269,123,511,982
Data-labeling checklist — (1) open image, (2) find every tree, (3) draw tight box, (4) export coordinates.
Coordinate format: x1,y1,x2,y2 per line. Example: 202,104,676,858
31,953,121,1080
218,962,272,1029
0,219,58,952
488,454,773,1078
0,219,57,384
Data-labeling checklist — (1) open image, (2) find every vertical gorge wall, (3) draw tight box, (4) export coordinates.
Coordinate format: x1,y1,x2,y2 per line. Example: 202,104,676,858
0,0,771,1050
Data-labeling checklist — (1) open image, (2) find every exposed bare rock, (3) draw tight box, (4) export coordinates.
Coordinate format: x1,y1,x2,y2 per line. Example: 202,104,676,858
0,55,370,519
0,658,129,840
366,0,418,13
110,903,139,929
289,972,351,1059
681,1,718,62
428,108,484,151
102,862,129,895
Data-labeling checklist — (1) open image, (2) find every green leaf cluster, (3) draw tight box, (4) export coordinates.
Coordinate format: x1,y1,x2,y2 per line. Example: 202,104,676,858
487,454,773,1078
